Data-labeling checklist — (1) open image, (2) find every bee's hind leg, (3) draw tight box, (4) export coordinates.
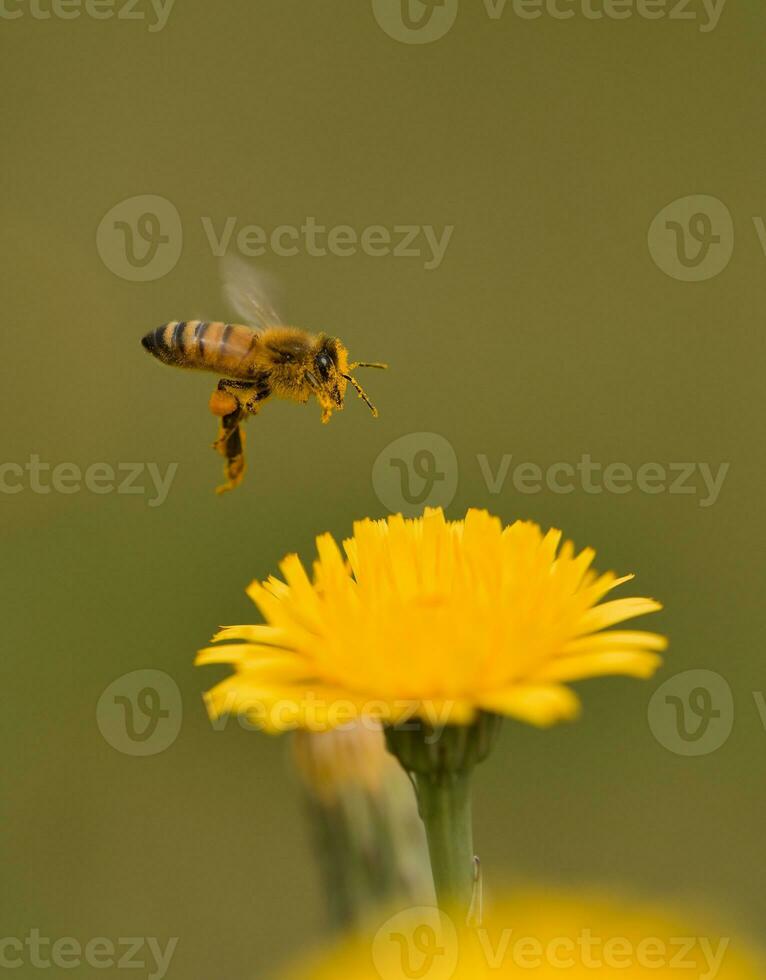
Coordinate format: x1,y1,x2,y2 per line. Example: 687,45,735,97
209,380,253,494
215,409,246,494
210,382,246,446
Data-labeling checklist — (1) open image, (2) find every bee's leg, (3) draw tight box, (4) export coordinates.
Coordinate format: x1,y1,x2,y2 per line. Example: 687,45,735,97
215,407,247,494
209,380,254,494
243,374,272,415
210,381,248,449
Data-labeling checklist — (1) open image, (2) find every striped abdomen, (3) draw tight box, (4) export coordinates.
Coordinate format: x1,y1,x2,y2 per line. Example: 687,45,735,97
141,321,260,378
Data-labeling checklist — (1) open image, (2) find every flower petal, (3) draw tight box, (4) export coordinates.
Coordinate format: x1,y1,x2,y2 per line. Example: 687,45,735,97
477,684,581,727
534,651,664,682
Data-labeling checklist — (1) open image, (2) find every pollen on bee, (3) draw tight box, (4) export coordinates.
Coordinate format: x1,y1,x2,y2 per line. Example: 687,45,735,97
209,389,239,417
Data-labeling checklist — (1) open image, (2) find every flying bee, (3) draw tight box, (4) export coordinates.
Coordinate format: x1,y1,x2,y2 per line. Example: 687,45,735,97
141,258,387,494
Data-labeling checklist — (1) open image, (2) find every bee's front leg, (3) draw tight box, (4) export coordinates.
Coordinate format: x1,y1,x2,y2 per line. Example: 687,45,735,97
316,393,335,424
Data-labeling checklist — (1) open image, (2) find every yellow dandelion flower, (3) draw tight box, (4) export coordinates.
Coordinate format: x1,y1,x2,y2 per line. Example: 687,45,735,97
281,891,763,979
198,507,667,913
197,507,666,732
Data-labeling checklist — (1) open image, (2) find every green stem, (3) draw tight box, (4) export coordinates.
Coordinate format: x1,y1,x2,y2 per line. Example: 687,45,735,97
415,769,475,913
385,715,500,915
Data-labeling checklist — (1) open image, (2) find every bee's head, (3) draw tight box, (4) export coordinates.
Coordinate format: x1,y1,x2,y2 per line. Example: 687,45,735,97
311,336,348,410
309,335,387,421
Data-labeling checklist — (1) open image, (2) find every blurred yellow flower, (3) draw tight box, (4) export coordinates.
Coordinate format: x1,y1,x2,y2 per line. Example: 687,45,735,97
292,723,434,926
197,508,666,732
293,722,405,807
282,891,763,979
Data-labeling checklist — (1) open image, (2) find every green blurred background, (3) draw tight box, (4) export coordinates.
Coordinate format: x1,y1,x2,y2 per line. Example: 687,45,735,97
2,0,765,975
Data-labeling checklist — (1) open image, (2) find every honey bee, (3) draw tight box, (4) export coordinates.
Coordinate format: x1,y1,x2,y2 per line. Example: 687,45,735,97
141,258,387,493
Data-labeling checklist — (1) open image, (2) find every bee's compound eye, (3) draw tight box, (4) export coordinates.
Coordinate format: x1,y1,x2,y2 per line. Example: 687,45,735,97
316,352,332,380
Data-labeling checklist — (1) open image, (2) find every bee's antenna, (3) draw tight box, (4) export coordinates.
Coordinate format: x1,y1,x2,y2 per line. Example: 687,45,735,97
349,361,388,370
342,373,379,417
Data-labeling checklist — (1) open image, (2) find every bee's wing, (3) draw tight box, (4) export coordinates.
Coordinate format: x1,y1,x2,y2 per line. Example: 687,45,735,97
221,255,284,332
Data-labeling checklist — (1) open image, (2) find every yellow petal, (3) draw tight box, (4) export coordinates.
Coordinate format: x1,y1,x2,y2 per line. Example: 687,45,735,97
210,624,288,646
534,651,664,682
563,630,668,654
477,684,581,727
577,597,663,634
